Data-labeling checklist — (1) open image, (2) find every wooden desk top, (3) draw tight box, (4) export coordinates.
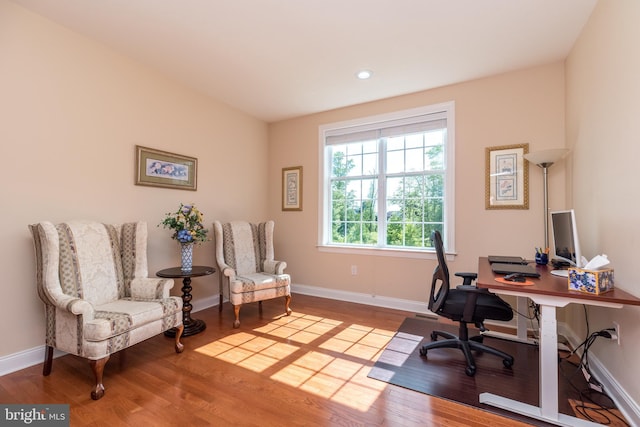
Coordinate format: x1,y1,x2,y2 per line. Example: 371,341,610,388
477,257,640,306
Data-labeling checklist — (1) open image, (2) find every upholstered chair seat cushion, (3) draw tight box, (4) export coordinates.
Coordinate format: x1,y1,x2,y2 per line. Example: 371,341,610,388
30,220,185,399
84,297,181,342
229,271,289,292
214,220,292,327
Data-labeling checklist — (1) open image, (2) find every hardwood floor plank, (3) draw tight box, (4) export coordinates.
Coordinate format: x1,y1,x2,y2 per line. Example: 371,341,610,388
0,294,536,426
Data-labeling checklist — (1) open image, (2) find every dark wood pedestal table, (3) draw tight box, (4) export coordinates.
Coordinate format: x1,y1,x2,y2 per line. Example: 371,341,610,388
156,265,215,337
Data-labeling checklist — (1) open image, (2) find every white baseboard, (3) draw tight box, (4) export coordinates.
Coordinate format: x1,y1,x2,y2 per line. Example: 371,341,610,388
3,284,638,427
291,283,431,314
192,294,219,313
561,323,640,427
0,346,65,377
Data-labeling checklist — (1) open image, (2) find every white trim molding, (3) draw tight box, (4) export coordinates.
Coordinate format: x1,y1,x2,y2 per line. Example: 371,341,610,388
2,284,637,427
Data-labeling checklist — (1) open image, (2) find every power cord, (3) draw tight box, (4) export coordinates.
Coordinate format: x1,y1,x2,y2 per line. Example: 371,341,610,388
560,355,629,425
559,326,628,425
510,302,626,424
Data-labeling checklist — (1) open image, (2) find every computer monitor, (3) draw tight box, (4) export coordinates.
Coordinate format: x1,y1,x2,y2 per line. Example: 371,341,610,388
550,209,583,277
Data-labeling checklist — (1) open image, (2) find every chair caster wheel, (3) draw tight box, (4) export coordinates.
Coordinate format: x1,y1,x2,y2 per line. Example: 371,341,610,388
419,346,427,357
465,366,476,377
503,358,514,368
430,332,438,341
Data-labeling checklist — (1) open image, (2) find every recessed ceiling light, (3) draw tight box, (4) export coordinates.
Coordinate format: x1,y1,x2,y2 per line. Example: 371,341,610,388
356,70,373,80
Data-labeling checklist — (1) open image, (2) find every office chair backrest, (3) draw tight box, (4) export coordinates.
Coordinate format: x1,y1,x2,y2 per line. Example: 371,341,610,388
428,230,450,314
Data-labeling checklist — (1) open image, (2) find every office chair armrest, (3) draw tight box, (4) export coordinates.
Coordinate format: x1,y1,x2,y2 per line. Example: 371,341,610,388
456,284,490,323
454,272,477,286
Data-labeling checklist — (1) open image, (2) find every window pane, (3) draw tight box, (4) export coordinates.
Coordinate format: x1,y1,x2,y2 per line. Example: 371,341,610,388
387,198,403,222
425,145,444,170
332,221,346,243
362,153,378,174
322,103,452,251
424,223,444,247
405,198,424,221
346,222,361,244
362,140,378,154
387,136,404,151
387,222,403,245
425,129,445,147
346,179,361,199
346,143,362,155
362,222,378,244
405,133,423,149
405,147,424,172
425,198,444,222
386,149,404,174
387,177,404,198
331,147,351,178
347,154,362,176
425,175,443,197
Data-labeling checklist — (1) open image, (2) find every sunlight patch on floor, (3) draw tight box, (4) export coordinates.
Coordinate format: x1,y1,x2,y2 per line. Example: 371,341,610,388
194,311,396,412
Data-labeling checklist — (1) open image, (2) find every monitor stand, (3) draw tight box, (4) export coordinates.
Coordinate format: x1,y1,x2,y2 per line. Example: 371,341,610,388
550,269,569,278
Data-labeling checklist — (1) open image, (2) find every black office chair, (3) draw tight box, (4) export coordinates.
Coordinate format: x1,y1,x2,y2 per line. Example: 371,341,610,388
419,230,514,376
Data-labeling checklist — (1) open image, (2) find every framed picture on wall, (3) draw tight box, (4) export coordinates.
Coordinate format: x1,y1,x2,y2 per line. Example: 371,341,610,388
282,166,303,211
135,145,197,191
485,143,529,209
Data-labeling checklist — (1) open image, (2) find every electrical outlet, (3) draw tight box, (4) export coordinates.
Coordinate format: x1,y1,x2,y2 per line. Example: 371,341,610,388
613,321,621,346
351,265,358,276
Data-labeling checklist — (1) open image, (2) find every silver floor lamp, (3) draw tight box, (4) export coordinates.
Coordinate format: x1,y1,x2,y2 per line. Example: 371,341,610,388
523,148,570,249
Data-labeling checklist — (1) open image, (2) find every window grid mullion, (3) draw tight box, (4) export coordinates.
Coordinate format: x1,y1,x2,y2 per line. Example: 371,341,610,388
378,137,387,248
321,101,453,252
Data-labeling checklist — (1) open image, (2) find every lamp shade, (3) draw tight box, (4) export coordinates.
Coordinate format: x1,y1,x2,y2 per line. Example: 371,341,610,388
524,149,570,166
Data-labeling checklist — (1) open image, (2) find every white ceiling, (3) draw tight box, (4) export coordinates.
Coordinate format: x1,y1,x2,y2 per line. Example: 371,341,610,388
12,0,597,123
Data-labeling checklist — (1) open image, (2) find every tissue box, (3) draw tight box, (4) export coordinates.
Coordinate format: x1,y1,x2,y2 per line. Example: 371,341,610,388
568,267,615,294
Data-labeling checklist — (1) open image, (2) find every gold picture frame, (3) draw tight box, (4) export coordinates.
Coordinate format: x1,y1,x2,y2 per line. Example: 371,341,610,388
485,143,529,210
135,145,197,191
282,166,303,211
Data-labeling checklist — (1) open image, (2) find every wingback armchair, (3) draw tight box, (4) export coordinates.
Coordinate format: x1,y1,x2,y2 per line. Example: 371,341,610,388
29,220,184,400
213,220,292,328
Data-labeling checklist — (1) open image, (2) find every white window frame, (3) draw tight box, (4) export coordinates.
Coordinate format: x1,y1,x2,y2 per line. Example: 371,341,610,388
317,101,456,259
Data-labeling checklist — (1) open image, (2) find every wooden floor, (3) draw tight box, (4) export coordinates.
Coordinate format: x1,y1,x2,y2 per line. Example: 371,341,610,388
0,294,537,426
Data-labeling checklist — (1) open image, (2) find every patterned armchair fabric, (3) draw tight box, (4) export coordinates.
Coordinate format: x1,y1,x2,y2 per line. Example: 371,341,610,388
29,220,184,400
213,220,292,328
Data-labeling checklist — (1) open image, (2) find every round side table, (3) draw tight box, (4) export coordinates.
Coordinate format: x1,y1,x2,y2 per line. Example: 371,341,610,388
157,265,215,337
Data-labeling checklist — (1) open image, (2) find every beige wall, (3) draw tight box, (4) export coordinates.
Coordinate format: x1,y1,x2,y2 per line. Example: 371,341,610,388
566,0,640,404
269,63,566,302
0,1,270,356
6,0,638,408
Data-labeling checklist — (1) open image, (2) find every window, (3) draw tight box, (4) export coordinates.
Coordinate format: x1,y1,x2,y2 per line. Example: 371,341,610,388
318,102,455,255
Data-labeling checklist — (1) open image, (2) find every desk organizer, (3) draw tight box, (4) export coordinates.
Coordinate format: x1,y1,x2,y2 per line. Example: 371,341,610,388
568,267,615,294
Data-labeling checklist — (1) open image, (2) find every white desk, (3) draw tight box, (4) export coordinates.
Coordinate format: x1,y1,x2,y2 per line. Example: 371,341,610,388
476,257,640,427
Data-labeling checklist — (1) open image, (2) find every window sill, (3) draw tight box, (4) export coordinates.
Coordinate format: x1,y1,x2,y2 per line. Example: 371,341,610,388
317,244,456,261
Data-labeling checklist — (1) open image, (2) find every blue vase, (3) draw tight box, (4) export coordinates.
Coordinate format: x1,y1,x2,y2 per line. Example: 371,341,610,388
180,243,194,272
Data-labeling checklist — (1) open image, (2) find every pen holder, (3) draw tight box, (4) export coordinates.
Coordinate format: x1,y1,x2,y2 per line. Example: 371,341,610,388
535,252,549,265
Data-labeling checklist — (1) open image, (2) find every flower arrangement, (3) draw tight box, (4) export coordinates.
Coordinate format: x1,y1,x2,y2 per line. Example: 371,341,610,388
159,203,208,244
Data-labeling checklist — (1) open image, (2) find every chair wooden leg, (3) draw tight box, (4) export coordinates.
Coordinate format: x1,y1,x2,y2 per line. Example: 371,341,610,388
174,324,185,353
233,304,241,328
89,355,110,400
284,295,292,316
43,345,54,376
